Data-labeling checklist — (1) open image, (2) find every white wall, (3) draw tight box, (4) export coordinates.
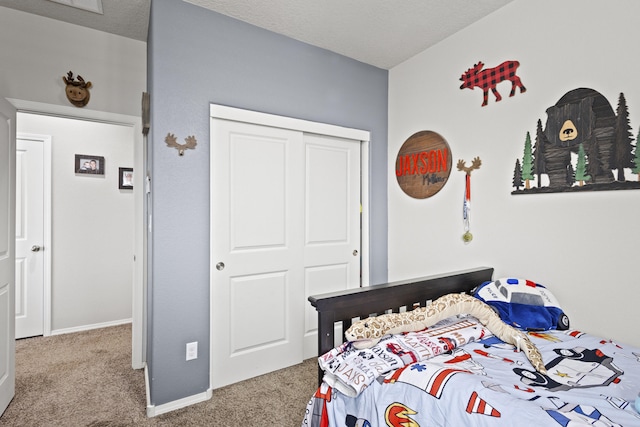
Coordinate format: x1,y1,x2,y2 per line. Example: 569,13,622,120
0,6,146,117
17,113,134,332
388,0,640,346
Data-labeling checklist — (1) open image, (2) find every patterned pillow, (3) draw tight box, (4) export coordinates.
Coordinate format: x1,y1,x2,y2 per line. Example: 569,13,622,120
474,278,569,331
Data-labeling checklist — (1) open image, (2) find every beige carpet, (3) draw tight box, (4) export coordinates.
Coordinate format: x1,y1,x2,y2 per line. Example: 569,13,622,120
1,324,318,426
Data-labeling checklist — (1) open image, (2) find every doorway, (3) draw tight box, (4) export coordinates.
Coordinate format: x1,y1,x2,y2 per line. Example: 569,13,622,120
16,112,135,335
11,102,145,369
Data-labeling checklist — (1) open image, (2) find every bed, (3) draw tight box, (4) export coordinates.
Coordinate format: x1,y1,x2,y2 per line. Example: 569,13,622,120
302,267,640,427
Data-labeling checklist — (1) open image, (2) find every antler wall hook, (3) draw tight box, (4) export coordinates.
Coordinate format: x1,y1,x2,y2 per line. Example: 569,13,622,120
165,133,197,156
456,156,482,175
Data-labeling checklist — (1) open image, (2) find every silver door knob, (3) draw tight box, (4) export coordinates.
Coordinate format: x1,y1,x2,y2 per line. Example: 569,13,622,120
31,245,42,252
353,250,358,256
216,262,225,271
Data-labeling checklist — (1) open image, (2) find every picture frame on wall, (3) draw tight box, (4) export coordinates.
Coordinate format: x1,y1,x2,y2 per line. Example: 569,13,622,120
75,154,105,175
119,167,134,189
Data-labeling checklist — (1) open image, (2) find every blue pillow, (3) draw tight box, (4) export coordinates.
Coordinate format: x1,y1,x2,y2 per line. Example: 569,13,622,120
474,278,569,331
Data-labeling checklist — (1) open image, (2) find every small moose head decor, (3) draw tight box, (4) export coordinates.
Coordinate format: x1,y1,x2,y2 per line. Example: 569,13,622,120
165,133,198,156
62,71,92,107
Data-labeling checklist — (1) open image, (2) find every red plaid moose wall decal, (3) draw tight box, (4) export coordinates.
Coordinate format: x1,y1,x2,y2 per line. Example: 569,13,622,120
459,60,526,106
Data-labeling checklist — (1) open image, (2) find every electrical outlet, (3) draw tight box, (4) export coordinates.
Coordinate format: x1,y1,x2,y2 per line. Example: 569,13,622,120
186,341,198,361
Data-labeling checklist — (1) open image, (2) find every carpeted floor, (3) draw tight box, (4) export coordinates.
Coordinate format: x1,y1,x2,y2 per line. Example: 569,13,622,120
1,324,318,426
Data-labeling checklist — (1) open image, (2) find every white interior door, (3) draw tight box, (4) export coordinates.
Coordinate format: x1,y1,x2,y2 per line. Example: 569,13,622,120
303,134,361,358
0,97,16,416
211,119,305,388
15,137,44,339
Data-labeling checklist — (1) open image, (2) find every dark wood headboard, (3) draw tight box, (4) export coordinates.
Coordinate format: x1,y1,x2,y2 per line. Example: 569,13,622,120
307,267,494,384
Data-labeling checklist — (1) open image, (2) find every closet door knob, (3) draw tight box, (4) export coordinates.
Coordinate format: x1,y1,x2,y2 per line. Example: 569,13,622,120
31,245,42,252
352,250,358,256
216,262,225,271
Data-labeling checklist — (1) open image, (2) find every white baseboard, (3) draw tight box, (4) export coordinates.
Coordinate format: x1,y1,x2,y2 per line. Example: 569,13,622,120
145,365,212,417
49,318,132,336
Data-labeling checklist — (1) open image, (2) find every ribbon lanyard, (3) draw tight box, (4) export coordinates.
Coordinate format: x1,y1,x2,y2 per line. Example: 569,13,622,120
463,174,473,243
457,157,481,243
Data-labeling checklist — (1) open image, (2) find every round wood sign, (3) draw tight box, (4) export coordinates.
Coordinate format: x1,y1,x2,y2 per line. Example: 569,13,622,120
395,130,452,199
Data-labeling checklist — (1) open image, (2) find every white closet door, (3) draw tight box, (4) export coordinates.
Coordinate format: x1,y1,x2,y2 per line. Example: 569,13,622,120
211,119,304,388
303,134,361,358
210,109,363,387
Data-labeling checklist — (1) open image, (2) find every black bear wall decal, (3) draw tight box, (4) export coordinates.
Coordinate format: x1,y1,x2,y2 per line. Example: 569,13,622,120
512,88,640,194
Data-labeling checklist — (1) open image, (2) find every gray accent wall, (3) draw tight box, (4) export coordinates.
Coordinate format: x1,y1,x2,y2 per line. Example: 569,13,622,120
147,0,388,405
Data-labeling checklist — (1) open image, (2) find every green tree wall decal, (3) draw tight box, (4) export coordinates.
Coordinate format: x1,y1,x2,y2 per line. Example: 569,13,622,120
632,128,640,180
575,143,591,186
521,131,534,189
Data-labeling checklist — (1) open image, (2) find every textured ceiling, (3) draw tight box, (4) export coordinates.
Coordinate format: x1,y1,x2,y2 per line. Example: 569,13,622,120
185,0,514,69
0,0,150,41
0,0,514,69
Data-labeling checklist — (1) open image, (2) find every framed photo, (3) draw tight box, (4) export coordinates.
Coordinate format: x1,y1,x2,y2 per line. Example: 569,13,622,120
75,154,105,175
119,167,134,189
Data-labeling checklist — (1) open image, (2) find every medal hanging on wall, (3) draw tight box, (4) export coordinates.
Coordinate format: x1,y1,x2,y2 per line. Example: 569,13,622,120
463,174,472,243
457,157,482,244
